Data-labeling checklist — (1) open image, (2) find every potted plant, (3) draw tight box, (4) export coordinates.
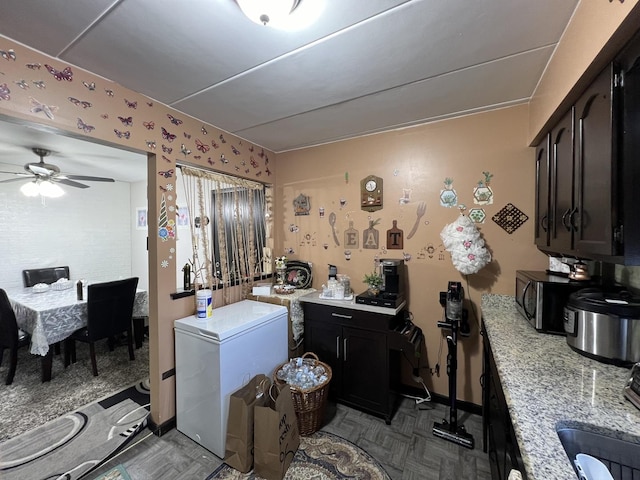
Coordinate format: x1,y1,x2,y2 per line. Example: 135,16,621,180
362,271,383,296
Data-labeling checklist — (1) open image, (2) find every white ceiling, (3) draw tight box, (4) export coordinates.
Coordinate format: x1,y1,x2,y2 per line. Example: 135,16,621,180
0,0,579,181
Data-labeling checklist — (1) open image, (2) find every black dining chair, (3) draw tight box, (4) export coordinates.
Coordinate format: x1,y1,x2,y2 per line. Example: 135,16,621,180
0,288,31,385
22,266,70,287
64,277,138,376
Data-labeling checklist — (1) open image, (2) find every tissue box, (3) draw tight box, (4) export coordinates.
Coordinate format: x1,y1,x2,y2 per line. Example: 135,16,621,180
252,284,272,296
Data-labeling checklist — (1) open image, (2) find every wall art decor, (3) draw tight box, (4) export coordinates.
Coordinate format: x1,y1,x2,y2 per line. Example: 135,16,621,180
293,193,311,216
492,203,529,234
386,220,404,249
440,178,457,208
468,208,486,224
363,219,380,249
328,212,340,246
344,221,359,248
136,207,147,230
406,201,426,239
473,171,494,205
360,175,383,212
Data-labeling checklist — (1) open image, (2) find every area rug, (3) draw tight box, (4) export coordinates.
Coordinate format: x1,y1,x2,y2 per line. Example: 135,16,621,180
93,464,132,480
0,381,149,480
206,431,391,480
0,338,150,442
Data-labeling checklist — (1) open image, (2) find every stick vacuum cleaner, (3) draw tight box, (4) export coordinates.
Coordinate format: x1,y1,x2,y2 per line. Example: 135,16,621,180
432,281,475,449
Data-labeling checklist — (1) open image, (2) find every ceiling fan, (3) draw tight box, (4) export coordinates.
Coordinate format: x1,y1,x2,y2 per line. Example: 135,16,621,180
0,147,115,189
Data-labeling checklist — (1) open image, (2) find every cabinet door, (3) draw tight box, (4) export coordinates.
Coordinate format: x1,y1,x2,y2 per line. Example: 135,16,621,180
341,326,389,415
305,319,342,398
534,135,550,248
574,64,618,256
549,109,575,252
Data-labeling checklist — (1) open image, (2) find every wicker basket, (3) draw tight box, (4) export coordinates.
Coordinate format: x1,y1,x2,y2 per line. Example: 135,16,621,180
273,352,332,435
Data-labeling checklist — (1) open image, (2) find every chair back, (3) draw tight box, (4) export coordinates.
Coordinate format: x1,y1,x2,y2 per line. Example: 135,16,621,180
0,288,19,350
23,266,70,287
86,277,139,342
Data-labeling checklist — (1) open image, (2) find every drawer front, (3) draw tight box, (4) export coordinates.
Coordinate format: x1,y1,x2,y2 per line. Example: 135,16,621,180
303,302,401,331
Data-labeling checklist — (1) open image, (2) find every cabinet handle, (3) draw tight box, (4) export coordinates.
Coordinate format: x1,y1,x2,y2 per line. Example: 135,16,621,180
336,336,340,359
332,313,352,319
561,209,572,231
569,207,579,232
540,215,548,232
343,338,348,361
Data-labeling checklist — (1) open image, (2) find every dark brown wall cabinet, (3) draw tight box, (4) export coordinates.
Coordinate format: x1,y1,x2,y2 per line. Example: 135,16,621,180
303,302,402,423
534,31,640,265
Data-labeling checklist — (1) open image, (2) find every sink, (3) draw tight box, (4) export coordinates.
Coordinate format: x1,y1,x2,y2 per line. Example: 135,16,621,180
556,424,640,480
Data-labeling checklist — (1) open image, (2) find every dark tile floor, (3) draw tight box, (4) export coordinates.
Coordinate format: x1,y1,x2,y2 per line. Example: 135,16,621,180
87,397,491,480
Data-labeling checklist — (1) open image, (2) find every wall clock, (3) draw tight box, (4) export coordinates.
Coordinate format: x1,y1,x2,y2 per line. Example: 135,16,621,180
360,175,383,212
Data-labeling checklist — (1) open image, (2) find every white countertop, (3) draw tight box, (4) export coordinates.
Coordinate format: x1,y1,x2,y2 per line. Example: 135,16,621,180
481,294,640,480
298,290,406,316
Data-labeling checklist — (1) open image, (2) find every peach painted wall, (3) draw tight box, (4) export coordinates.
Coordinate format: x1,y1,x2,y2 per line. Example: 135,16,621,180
0,36,276,428
529,0,640,144
276,105,548,405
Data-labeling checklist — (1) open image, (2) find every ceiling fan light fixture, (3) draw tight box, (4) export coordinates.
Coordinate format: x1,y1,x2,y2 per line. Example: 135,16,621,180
20,180,40,197
39,180,65,198
237,0,301,27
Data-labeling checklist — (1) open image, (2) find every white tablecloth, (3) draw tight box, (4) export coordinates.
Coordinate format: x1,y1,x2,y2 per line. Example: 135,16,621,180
7,286,148,356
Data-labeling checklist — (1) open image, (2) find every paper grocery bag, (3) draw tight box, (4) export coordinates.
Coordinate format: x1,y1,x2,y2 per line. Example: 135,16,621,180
224,374,270,473
254,383,300,480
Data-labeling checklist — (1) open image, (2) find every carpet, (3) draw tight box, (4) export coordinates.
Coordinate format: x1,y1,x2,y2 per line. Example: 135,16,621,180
0,338,149,442
0,380,149,480
206,431,391,480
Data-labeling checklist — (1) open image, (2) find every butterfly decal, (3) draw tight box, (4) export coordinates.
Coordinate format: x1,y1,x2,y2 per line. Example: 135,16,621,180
219,134,226,143
159,169,174,178
195,138,210,154
250,157,258,168
26,63,41,70
105,89,114,97
0,49,16,61
162,144,173,154
167,113,183,125
162,155,171,163
180,143,191,157
77,117,95,133
193,155,201,160
264,155,269,164
161,127,176,142
183,132,191,139
235,166,240,172
211,140,219,149
220,154,228,164
146,140,156,150
118,116,133,126
258,148,265,159
82,81,96,91
143,120,155,130
248,145,254,152
265,167,271,176
14,79,28,89
29,97,58,120
159,185,168,192
146,101,153,107
33,80,46,89
201,126,208,135
207,157,214,166
100,113,109,119
256,171,262,177
124,98,137,108
0,83,10,101
231,145,241,155
114,129,130,139
68,97,92,108
45,64,73,81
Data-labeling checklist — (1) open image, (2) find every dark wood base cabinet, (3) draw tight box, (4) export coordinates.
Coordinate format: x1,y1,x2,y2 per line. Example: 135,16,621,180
303,302,403,424
482,322,527,480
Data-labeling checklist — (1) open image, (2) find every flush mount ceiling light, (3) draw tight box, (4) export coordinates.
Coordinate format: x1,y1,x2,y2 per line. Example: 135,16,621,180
236,0,302,26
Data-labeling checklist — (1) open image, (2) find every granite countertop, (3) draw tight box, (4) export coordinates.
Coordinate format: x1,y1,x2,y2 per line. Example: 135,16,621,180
481,294,640,480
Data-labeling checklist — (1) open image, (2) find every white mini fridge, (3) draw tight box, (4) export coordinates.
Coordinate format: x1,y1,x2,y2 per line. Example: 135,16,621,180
174,299,288,458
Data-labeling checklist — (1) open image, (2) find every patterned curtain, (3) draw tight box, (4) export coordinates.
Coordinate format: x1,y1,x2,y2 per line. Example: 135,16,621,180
179,165,271,305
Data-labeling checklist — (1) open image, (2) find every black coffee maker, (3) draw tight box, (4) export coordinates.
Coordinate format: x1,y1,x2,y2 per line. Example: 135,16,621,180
356,258,406,308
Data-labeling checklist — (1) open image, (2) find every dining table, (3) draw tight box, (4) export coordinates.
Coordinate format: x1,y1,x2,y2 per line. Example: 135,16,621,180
6,283,148,382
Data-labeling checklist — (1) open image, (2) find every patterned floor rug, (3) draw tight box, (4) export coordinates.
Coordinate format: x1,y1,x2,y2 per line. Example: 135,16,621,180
206,431,391,480
0,380,149,480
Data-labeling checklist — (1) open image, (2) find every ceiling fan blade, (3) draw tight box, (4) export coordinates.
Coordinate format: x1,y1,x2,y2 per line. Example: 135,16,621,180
55,178,90,189
65,174,115,183
0,176,34,184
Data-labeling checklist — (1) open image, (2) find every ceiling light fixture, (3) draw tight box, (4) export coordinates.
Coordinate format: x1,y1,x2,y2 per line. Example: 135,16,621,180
20,179,65,198
236,0,302,26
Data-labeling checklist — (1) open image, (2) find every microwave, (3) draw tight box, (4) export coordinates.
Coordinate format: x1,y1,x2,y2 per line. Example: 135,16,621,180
515,270,595,334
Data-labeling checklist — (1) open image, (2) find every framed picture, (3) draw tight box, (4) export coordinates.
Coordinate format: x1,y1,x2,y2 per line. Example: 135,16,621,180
136,207,148,230
177,206,189,228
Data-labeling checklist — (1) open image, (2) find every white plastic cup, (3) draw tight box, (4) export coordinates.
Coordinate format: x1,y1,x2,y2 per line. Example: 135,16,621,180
196,289,213,318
